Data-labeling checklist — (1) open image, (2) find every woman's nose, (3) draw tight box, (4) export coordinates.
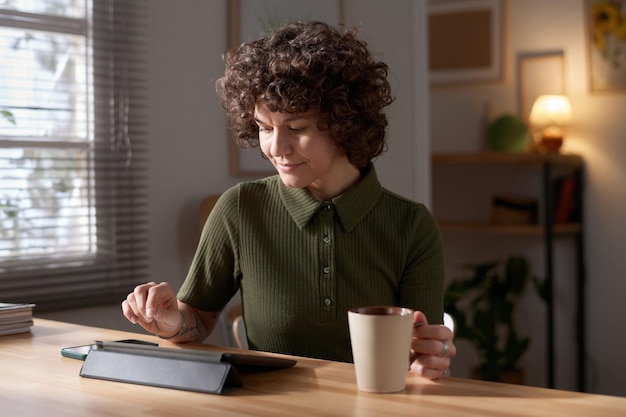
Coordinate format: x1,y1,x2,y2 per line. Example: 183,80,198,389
269,128,291,157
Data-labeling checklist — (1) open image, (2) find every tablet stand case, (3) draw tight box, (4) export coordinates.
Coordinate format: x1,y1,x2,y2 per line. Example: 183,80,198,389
80,345,243,394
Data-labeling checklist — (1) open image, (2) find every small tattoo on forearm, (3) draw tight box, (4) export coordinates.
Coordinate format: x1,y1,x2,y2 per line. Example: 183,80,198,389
180,313,203,342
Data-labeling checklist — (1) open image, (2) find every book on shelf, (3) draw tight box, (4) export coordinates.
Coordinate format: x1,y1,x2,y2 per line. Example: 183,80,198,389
0,302,35,336
552,175,580,225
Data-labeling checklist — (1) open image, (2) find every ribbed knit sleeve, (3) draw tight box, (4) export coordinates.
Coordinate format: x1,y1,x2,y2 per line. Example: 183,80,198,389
178,185,242,311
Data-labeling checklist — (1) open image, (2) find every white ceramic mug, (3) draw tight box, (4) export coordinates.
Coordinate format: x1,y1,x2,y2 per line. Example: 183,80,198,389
348,306,414,393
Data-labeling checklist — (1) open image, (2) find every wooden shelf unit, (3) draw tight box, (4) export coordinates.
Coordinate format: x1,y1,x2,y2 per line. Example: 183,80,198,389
432,151,586,392
432,151,583,166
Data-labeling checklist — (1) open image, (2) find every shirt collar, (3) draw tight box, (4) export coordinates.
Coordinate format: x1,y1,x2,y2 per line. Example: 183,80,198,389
277,163,382,232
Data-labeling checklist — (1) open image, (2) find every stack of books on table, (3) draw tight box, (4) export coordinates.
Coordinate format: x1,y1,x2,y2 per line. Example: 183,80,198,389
0,303,35,336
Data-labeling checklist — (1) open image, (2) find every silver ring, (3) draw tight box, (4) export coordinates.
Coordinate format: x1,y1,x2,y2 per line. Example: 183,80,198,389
439,340,449,357
442,369,449,377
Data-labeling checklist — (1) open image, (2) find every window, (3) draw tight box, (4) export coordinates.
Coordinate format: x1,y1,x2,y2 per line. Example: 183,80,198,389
0,0,148,311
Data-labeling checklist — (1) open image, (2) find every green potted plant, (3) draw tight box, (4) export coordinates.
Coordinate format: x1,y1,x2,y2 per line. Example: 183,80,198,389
444,256,543,383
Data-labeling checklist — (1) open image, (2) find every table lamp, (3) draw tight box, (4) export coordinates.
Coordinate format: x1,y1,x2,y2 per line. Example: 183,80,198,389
528,94,572,153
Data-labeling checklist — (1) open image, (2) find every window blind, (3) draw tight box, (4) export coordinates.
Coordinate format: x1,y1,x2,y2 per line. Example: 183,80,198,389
0,0,149,311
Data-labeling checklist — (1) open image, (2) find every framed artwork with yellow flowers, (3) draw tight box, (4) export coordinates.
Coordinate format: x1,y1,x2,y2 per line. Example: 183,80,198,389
587,0,626,92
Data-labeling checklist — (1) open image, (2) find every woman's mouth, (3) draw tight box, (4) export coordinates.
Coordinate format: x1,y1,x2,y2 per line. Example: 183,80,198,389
276,162,303,173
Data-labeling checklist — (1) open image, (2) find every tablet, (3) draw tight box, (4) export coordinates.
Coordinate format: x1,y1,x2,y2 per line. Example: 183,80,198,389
63,340,297,370
222,352,297,370
61,339,159,361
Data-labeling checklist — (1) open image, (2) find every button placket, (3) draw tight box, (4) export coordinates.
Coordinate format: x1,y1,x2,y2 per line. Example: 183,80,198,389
318,202,336,321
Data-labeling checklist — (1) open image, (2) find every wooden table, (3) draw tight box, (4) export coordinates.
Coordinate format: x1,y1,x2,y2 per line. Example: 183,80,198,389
1,319,625,416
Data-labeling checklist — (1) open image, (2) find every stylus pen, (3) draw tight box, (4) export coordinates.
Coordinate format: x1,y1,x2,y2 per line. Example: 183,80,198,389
94,341,224,363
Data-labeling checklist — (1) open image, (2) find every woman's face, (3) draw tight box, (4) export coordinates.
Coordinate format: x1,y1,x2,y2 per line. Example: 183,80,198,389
255,101,360,201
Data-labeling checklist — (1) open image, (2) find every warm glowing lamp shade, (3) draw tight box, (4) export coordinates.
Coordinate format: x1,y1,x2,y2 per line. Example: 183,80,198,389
529,95,572,153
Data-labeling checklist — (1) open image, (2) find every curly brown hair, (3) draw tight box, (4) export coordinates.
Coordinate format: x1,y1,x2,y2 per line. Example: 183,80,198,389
215,21,394,168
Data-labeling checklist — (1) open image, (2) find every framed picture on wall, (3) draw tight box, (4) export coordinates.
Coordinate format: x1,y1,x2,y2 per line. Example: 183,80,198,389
586,0,626,92
517,50,566,123
228,0,343,176
428,0,503,85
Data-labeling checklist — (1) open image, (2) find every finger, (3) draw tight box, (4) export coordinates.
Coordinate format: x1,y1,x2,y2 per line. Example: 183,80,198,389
122,296,161,334
412,311,429,329
409,358,450,380
125,291,149,323
413,352,451,370
410,312,434,363
438,339,456,358
145,282,176,319
438,340,450,357
121,299,139,324
131,282,157,322
412,337,457,357
125,293,151,324
414,323,453,340
417,367,442,380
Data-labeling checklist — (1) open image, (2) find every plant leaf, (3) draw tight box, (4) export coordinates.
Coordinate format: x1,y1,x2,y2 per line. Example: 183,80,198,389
505,256,529,295
1,110,16,124
533,275,548,302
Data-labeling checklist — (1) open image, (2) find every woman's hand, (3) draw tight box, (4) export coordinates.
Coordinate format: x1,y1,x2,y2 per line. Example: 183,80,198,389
121,281,183,338
409,311,457,380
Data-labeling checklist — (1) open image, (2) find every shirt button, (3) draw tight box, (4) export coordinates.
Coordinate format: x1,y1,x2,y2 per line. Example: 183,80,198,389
323,266,330,274
325,204,332,210
322,236,331,244
324,298,332,306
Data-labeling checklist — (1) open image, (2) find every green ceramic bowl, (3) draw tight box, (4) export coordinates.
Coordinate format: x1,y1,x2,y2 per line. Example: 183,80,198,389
487,114,530,152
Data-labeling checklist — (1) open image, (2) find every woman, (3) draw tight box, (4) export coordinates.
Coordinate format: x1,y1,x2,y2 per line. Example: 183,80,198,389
122,21,455,380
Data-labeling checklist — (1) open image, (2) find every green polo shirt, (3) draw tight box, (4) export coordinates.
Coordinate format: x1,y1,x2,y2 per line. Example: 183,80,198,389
178,164,444,362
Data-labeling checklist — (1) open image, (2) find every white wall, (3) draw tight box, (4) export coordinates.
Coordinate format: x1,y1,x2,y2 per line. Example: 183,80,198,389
343,0,430,203
431,0,626,397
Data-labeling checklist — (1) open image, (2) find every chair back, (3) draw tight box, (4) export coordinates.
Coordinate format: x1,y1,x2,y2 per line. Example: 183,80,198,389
443,312,455,334
199,194,220,227
231,315,248,349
